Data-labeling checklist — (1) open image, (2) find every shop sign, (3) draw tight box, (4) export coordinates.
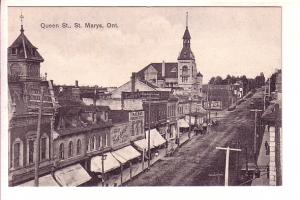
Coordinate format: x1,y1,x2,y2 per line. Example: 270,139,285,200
129,111,144,121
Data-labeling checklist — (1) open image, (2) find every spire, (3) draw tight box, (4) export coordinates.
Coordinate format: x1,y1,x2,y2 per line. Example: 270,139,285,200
186,11,188,28
20,12,24,33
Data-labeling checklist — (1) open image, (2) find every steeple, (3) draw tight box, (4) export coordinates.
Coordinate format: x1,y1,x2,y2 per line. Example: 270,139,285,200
20,12,24,33
178,12,194,60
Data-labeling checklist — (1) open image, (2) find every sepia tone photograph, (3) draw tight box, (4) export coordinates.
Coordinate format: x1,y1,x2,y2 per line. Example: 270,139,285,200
5,6,282,188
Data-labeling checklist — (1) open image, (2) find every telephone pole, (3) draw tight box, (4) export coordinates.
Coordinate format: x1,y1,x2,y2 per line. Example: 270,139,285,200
147,101,151,169
250,109,262,160
34,84,45,186
216,146,241,186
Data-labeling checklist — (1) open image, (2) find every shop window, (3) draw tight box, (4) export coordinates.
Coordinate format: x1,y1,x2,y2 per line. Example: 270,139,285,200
77,139,81,155
68,141,73,157
59,143,64,159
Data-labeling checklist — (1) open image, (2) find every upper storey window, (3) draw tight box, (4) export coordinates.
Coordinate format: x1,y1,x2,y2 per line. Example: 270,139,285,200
11,48,17,55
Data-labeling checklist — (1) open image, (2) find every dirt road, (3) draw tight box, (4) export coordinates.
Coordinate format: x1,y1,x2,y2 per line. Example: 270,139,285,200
126,93,260,186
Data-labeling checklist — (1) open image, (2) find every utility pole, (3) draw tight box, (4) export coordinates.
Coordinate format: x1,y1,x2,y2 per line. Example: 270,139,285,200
216,146,241,186
34,85,45,186
250,109,262,160
147,101,151,169
188,95,192,139
208,84,211,123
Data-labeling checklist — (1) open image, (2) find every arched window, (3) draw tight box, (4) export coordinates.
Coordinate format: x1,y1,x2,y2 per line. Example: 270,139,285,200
93,136,97,150
97,136,102,149
76,139,81,155
40,134,49,161
59,143,64,159
12,138,23,168
182,66,189,83
68,141,73,157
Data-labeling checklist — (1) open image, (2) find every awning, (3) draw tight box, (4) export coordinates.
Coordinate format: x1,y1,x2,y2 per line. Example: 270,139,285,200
133,138,155,151
54,163,91,186
91,152,120,173
178,118,189,128
145,129,166,147
18,174,59,186
111,145,141,164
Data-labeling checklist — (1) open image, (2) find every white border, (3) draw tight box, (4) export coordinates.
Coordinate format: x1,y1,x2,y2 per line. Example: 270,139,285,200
2,1,300,200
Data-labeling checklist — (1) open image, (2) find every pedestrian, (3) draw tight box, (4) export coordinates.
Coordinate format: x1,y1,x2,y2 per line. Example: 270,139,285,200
265,141,269,155
266,165,269,179
202,122,207,134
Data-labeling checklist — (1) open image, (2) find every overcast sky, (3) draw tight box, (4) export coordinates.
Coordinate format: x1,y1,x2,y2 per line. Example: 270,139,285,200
8,7,281,87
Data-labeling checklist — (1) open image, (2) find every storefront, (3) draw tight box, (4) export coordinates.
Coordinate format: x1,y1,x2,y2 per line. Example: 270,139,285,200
178,118,189,134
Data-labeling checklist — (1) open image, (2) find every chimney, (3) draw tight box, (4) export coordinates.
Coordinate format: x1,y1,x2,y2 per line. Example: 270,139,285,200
131,72,136,92
75,80,79,87
162,60,165,77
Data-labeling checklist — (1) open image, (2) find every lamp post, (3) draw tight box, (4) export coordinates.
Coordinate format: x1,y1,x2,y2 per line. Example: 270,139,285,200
101,154,107,186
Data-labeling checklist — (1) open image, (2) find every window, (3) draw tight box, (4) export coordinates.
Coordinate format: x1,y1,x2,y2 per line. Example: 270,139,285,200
41,137,47,160
59,143,64,159
11,48,17,55
103,134,107,147
28,140,35,164
93,136,96,150
68,141,73,157
97,136,102,149
131,123,135,136
13,143,21,168
77,139,81,155
182,66,189,83
90,137,94,151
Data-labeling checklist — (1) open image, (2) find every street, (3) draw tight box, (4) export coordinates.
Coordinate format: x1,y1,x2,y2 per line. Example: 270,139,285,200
126,92,261,186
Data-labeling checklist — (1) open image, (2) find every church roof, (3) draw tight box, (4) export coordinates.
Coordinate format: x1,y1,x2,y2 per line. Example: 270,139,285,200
136,62,178,80
8,27,44,62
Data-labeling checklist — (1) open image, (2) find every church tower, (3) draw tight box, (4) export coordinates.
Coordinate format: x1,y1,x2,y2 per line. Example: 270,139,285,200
8,14,44,81
8,13,48,113
177,12,200,97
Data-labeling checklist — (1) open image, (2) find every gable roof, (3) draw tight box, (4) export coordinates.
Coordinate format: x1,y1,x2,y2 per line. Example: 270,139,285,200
136,62,178,80
8,28,44,62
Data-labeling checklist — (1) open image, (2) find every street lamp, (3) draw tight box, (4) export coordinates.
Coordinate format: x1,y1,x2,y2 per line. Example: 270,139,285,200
101,154,107,186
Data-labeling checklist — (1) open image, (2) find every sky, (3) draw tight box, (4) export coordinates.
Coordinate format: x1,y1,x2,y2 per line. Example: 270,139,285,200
8,7,281,87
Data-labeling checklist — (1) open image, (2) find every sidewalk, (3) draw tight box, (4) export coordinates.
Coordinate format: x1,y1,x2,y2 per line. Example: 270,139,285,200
98,148,167,186
251,126,270,186
98,131,195,186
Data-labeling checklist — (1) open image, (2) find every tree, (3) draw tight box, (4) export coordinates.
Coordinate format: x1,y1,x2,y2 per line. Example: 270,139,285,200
214,76,223,85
